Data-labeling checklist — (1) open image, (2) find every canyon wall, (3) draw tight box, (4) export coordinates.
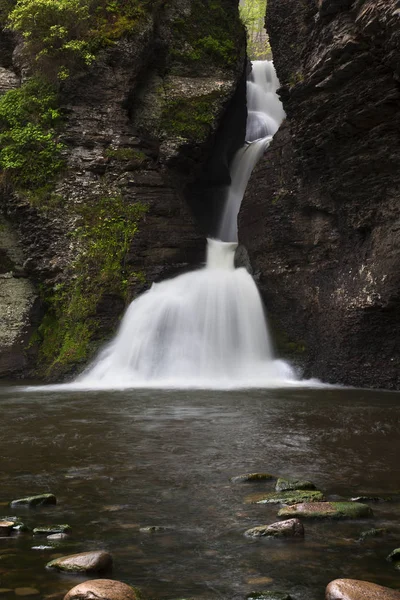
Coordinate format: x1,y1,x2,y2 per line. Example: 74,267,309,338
240,0,400,388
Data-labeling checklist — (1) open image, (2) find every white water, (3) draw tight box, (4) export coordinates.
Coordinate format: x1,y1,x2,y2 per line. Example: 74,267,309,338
33,61,323,391
218,60,285,243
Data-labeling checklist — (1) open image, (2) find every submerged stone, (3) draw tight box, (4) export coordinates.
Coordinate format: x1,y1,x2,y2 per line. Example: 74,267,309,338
325,578,400,600
358,527,390,541
46,551,112,574
245,490,323,505
10,494,56,508
350,495,390,503
64,579,139,600
33,525,71,535
47,533,69,541
231,473,275,483
1,516,28,532
275,478,316,492
247,592,292,600
139,526,169,533
387,548,400,563
0,521,15,536
278,502,373,519
245,518,304,538
14,590,40,597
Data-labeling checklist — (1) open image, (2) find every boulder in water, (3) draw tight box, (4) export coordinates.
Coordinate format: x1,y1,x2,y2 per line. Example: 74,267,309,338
245,518,304,538
325,579,400,600
278,502,373,519
387,548,400,563
245,490,323,505
0,521,15,536
231,473,275,483
64,580,138,600
46,551,112,574
33,525,71,535
275,478,316,492
10,494,56,508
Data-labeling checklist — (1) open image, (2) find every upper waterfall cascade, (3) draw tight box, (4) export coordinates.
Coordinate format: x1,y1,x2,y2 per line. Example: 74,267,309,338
67,61,310,390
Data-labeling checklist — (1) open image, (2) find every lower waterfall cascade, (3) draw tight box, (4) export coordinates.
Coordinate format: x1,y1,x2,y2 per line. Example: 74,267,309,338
59,61,319,390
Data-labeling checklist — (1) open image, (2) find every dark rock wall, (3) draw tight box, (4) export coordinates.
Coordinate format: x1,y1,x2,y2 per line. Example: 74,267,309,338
0,0,246,379
240,0,400,388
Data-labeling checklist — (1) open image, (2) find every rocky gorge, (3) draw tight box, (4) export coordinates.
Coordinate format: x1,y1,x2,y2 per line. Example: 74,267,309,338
0,0,399,389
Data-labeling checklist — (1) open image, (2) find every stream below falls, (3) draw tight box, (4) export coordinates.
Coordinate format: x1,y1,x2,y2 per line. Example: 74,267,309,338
1,385,399,599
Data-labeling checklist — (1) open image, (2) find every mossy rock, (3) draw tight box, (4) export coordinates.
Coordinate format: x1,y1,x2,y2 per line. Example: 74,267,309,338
10,494,56,508
359,527,391,541
33,524,71,535
247,592,292,600
387,548,400,563
275,478,316,492
1,517,29,532
231,473,275,483
245,490,324,505
278,502,373,519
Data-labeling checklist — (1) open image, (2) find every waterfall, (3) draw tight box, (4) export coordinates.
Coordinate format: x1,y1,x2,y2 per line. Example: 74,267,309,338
68,61,301,390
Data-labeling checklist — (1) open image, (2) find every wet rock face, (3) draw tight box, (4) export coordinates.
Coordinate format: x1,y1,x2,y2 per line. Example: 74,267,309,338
240,0,400,389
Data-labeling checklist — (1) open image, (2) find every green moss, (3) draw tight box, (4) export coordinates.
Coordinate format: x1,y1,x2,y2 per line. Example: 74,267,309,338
245,490,324,505
162,92,222,141
170,0,243,69
36,195,147,376
0,78,63,189
105,147,147,166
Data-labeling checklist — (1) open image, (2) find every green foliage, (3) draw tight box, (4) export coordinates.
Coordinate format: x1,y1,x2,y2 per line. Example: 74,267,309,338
7,0,150,78
162,92,221,141
171,0,242,68
239,0,271,60
37,195,147,374
0,78,63,188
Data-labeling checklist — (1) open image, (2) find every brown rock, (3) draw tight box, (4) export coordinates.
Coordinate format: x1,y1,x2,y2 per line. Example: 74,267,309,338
0,521,15,536
46,551,112,574
245,518,304,538
64,580,138,600
326,579,400,600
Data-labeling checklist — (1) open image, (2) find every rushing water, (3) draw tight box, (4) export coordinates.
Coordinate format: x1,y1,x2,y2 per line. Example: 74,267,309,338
1,385,400,599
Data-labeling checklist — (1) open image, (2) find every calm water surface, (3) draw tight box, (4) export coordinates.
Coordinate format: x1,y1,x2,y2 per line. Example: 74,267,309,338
0,385,399,599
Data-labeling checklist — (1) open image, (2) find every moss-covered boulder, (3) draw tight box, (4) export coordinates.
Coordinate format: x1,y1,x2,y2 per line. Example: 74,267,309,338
245,518,304,538
33,524,71,535
326,579,400,600
231,473,275,483
46,551,112,574
359,527,391,541
278,502,373,519
247,592,292,600
275,478,316,492
10,494,56,508
245,490,323,505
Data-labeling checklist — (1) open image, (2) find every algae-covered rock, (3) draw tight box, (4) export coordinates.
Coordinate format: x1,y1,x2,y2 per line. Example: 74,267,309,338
10,494,56,508
350,495,389,503
247,592,292,600
245,490,323,505
33,525,71,535
325,578,400,600
278,502,373,519
47,533,69,541
231,473,275,483
64,579,139,600
1,517,28,532
358,527,390,541
387,548,400,563
275,478,316,492
245,518,304,538
46,551,112,574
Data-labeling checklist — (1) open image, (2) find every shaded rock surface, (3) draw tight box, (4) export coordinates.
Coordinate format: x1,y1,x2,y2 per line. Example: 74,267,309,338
64,579,138,600
325,579,400,600
278,501,373,519
239,0,400,389
245,518,304,538
231,472,275,483
46,551,112,574
10,494,56,508
245,490,323,505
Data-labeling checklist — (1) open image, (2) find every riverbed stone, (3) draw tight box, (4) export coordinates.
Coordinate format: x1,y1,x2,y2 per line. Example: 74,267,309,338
359,527,390,541
325,578,400,600
245,518,304,538
47,533,69,541
278,502,373,519
0,521,15,536
275,478,316,492
46,551,112,574
2,517,28,532
247,592,292,600
64,579,138,600
245,490,323,505
33,525,71,535
231,473,275,483
387,548,400,563
10,494,56,508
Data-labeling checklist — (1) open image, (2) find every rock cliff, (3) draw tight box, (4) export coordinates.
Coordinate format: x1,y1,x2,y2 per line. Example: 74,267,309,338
0,0,246,379
240,0,400,388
